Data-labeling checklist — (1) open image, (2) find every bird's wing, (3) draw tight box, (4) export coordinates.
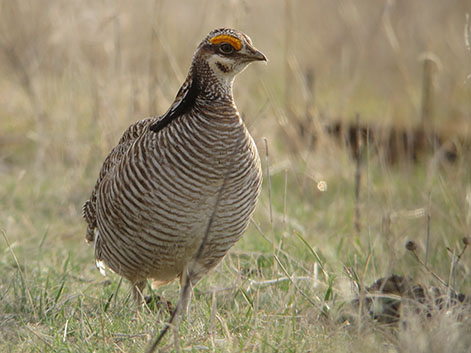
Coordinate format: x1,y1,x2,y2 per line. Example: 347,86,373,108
82,117,157,242
83,70,195,242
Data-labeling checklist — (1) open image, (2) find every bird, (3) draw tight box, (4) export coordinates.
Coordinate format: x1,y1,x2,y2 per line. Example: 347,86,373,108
82,28,266,312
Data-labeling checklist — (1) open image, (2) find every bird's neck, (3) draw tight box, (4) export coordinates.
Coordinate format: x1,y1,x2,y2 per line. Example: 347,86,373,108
191,61,235,106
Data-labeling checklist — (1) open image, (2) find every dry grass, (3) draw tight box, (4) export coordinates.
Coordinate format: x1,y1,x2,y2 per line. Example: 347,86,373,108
1,0,470,352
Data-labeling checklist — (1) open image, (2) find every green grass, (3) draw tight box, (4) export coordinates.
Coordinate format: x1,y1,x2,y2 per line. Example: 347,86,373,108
1,0,471,352
2,154,470,352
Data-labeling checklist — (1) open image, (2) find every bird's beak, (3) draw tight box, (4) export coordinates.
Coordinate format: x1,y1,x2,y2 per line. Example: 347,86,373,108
252,49,267,62
246,47,268,62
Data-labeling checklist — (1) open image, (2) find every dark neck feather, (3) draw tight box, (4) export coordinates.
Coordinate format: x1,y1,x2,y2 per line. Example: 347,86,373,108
150,58,235,134
149,69,198,133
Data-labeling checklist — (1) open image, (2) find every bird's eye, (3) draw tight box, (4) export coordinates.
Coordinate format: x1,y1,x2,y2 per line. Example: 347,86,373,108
219,43,234,54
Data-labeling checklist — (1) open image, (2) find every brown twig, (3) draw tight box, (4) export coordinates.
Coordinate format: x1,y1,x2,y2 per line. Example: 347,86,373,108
406,241,448,288
354,114,362,233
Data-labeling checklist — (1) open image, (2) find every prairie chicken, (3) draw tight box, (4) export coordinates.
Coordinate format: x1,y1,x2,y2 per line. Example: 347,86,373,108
82,28,266,310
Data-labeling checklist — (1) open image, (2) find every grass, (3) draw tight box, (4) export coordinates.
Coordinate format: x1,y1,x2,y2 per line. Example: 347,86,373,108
1,0,471,352
2,160,470,352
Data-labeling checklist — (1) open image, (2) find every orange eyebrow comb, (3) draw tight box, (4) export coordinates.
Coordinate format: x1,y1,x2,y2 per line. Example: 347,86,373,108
209,34,242,50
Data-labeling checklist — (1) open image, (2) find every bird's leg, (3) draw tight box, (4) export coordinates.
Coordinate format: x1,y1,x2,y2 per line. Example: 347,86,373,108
170,270,194,353
182,281,193,320
179,268,194,321
131,280,146,317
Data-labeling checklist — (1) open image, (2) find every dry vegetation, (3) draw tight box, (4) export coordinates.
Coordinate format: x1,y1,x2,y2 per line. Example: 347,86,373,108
1,0,470,352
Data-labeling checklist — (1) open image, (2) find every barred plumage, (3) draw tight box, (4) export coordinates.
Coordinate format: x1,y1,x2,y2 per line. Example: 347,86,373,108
82,28,266,308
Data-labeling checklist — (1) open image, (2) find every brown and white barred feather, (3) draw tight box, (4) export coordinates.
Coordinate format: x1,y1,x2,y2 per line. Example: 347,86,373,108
82,72,194,243
82,117,157,243
83,28,265,301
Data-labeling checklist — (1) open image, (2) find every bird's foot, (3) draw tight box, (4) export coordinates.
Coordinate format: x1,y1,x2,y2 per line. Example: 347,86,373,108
144,294,173,314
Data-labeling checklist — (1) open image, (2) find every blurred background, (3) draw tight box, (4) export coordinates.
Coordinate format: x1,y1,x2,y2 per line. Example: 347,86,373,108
1,0,471,285
1,0,470,277
1,0,469,168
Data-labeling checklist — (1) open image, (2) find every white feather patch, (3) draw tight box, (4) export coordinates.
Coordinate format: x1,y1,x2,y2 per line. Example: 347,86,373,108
94,229,107,276
96,260,107,276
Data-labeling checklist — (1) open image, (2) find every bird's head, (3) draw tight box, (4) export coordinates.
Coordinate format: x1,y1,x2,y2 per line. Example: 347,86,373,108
149,29,265,132
193,28,267,88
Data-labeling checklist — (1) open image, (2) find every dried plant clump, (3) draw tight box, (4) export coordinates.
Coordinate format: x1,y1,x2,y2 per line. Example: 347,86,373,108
347,274,470,325
405,240,418,251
